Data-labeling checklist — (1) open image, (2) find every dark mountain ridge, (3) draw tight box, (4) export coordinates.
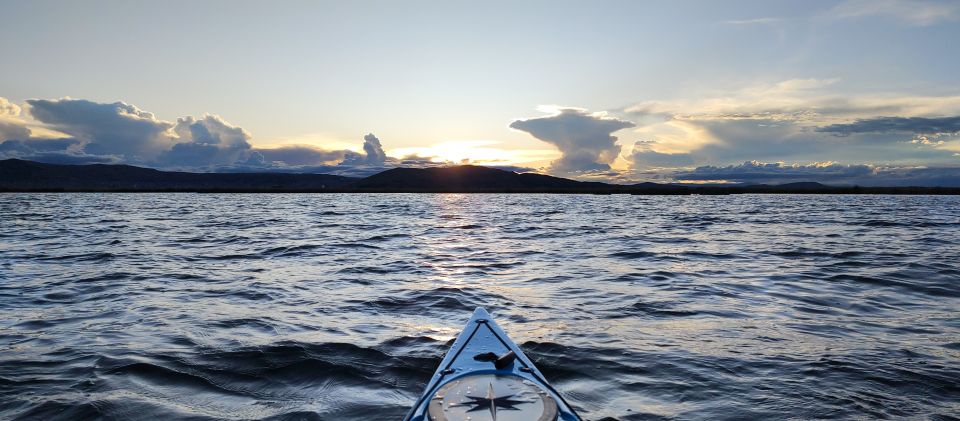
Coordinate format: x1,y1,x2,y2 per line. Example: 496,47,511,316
0,159,356,192
1,159,958,194
352,166,615,192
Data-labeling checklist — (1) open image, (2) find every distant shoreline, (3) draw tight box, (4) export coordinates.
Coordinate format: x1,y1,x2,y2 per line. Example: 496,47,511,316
3,188,959,195
2,159,959,195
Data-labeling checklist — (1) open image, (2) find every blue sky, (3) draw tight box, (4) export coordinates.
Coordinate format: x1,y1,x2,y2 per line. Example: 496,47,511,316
2,0,960,185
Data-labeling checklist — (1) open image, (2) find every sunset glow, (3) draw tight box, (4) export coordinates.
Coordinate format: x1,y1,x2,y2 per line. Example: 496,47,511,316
390,141,560,168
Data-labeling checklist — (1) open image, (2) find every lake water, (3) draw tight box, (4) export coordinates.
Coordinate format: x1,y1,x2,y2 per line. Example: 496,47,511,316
1,193,959,420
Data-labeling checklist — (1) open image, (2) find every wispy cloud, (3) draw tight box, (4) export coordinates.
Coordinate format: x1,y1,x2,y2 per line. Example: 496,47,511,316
828,0,960,26
722,17,782,25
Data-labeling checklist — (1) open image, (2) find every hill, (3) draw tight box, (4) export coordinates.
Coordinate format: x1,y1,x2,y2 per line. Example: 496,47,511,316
350,165,617,192
1,159,958,194
0,159,357,192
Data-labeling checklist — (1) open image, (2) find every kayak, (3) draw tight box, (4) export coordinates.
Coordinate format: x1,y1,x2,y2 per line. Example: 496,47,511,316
403,307,581,421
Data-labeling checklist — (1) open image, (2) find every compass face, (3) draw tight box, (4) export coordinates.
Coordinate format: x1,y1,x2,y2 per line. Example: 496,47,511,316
427,374,558,421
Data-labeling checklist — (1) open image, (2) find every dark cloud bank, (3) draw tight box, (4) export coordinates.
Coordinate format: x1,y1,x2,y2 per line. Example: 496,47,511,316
817,116,960,136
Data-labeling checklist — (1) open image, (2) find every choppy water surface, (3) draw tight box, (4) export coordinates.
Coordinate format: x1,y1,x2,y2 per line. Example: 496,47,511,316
1,193,959,420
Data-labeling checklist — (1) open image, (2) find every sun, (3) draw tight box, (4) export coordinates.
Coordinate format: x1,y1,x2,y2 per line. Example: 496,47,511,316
390,140,559,167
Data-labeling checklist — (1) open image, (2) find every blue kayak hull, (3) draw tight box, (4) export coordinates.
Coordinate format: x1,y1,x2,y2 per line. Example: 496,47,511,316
404,307,581,421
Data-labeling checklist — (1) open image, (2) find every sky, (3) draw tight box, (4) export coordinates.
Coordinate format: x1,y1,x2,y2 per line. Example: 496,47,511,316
2,0,960,185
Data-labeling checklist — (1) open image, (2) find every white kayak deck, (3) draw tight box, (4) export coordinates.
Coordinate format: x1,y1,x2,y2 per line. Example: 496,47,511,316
403,307,581,421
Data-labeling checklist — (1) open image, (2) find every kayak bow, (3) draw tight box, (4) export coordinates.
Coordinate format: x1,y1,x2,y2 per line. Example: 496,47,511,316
403,307,581,421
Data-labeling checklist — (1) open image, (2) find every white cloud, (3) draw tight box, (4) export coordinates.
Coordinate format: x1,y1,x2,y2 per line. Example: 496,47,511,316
510,107,635,174
26,98,174,161
0,97,21,117
1,98,405,172
621,79,960,175
159,115,255,168
0,97,32,143
722,17,782,25
625,78,960,125
828,0,960,26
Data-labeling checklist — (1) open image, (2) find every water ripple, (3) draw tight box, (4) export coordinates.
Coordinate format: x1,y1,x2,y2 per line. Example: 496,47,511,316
1,193,959,420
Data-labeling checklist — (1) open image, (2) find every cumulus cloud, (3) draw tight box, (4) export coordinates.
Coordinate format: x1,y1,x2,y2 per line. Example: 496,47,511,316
673,160,960,187
510,107,635,174
0,97,33,142
0,98,411,173
363,133,386,164
27,98,174,160
828,0,960,26
0,97,91,163
14,99,268,168
159,115,255,168
221,132,417,177
0,97,21,117
341,133,387,166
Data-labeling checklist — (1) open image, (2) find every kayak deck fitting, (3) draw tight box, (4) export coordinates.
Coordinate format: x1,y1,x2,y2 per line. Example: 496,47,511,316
404,307,581,421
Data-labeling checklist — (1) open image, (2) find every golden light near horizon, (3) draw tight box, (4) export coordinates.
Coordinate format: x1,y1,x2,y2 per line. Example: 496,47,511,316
254,133,362,151
390,140,560,167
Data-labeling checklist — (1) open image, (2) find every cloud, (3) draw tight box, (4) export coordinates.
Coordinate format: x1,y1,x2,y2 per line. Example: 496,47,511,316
362,133,386,164
0,97,32,142
723,17,782,25
828,0,960,26
252,145,348,166
673,160,960,187
628,141,694,168
620,79,960,175
1,97,437,176
0,97,21,117
220,132,416,177
817,116,960,136
0,136,119,165
19,99,267,169
0,97,100,163
340,133,387,166
510,107,635,174
6,97,402,172
0,137,78,154
0,120,31,142
159,115,255,168
676,161,873,182
26,98,175,161
625,79,960,124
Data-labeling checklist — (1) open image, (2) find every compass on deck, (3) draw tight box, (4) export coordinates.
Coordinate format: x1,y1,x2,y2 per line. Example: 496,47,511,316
453,382,529,420
428,374,558,421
